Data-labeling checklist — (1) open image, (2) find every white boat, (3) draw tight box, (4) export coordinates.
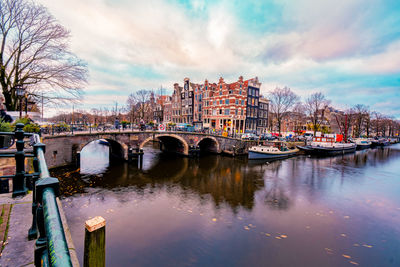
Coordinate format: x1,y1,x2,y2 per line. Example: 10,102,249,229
297,136,356,155
352,138,372,149
248,144,299,160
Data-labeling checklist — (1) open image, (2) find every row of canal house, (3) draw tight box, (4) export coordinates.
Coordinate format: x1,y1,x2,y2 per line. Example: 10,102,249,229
159,76,269,135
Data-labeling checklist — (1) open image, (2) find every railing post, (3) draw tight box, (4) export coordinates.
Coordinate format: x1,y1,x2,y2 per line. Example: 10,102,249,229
139,148,144,169
13,123,28,197
34,203,47,266
28,143,45,240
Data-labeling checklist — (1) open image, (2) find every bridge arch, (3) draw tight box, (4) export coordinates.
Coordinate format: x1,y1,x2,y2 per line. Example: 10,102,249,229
80,138,128,160
140,134,189,155
196,136,220,153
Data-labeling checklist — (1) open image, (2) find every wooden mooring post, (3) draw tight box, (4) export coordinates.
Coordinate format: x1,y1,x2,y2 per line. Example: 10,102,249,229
84,216,106,267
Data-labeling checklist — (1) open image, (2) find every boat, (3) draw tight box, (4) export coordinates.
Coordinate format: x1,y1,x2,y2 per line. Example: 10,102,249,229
352,138,372,150
297,136,356,156
98,139,109,146
248,143,299,160
370,138,389,147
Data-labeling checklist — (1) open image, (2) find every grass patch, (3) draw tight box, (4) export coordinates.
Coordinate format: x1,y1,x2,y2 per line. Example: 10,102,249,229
0,205,4,225
1,204,12,252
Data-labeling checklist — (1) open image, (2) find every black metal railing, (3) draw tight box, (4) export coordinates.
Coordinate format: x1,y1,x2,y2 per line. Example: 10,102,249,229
0,123,72,266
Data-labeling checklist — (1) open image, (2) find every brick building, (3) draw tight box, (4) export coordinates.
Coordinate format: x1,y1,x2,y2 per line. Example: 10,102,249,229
258,97,269,134
171,83,182,123
160,76,268,134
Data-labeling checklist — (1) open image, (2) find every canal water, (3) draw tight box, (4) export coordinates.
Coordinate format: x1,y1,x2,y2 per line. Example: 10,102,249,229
52,141,400,266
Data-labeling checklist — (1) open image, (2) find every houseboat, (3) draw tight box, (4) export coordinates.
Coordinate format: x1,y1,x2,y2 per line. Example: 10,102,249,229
297,136,356,156
371,138,390,147
352,138,372,150
248,143,299,160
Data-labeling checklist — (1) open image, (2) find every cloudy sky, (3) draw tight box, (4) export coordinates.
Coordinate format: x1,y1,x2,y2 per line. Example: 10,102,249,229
38,0,400,118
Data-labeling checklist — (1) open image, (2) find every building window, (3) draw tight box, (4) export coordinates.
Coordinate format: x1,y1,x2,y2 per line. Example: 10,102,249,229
235,99,238,105
220,100,223,104
225,99,229,105
224,109,230,115
219,109,222,115
235,109,238,115
220,85,222,89
219,91,222,96
241,100,244,105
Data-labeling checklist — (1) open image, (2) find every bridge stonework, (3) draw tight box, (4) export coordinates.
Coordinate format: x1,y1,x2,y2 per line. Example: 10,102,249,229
42,131,254,169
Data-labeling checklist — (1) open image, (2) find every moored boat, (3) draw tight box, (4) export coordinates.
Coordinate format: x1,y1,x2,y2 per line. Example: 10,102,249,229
371,138,389,147
297,136,356,156
352,138,372,150
248,144,299,160
98,139,109,146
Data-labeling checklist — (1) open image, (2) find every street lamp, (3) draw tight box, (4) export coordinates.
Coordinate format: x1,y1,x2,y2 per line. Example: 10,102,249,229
15,85,25,118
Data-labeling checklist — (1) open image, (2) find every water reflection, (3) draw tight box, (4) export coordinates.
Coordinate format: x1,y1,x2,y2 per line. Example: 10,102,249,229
53,144,400,266
80,140,109,175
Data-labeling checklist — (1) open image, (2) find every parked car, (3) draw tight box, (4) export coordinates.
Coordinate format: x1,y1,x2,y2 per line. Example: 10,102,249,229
260,133,278,141
241,133,259,140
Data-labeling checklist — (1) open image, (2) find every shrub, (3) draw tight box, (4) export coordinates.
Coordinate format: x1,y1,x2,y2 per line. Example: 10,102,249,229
0,119,12,132
12,117,41,133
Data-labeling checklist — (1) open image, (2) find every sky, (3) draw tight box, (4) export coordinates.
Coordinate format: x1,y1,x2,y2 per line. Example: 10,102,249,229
38,0,400,118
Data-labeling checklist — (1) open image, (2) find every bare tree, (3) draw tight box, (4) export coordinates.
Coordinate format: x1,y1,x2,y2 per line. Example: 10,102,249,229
371,112,384,136
291,102,306,134
126,93,138,124
305,92,331,135
268,87,299,135
352,104,369,137
333,109,356,141
0,0,88,111
131,90,151,122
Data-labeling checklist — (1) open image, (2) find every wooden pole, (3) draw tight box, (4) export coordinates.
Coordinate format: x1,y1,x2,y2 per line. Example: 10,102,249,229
84,216,106,267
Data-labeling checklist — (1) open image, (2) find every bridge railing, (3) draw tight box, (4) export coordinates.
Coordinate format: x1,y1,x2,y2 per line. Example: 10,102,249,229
0,123,72,266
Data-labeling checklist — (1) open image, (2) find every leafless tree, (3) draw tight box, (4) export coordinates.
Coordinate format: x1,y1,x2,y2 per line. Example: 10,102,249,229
352,104,369,137
305,92,331,135
371,112,384,136
291,102,306,133
128,90,151,122
333,109,356,141
0,0,88,111
126,93,138,124
268,86,299,135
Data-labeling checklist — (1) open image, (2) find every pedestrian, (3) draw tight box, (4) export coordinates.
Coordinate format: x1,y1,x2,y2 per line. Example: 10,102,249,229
0,109,13,123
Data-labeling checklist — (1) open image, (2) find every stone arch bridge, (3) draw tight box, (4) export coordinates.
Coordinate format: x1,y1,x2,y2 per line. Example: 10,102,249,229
42,131,253,168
